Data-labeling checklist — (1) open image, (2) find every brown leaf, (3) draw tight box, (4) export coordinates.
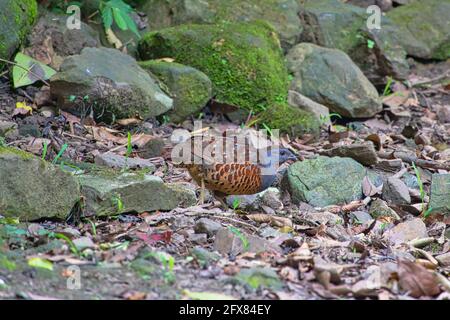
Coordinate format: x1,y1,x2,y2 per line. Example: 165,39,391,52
362,176,380,197
397,259,441,298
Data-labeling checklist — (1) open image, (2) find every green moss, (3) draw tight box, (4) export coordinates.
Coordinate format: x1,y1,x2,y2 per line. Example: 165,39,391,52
0,0,38,68
139,21,289,114
0,146,34,160
258,103,320,137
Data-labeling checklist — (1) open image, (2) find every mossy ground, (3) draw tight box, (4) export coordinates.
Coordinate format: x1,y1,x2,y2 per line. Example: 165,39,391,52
139,21,289,114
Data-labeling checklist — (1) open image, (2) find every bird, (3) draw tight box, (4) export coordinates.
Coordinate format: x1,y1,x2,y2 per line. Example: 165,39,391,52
173,131,297,206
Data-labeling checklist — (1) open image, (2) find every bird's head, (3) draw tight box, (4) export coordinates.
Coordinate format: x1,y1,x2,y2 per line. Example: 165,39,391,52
259,147,297,170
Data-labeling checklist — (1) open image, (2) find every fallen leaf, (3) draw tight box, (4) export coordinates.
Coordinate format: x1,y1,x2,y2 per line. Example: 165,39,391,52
397,259,441,298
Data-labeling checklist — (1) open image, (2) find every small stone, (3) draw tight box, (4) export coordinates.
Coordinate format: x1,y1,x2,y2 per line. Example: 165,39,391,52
288,90,330,126
95,152,156,170
305,211,343,225
194,218,222,237
0,121,18,138
139,137,165,159
429,174,450,214
72,236,95,251
214,227,280,256
369,198,401,220
190,247,221,268
321,142,378,166
234,267,283,291
382,177,411,205
384,218,428,245
260,188,284,211
435,252,450,267
189,233,207,245
350,211,373,224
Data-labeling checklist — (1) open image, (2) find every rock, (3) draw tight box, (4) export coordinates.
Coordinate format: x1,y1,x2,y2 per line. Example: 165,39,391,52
384,218,428,245
234,267,283,291
285,156,374,207
139,61,212,123
50,47,173,123
382,177,411,205
350,211,373,224
139,0,303,50
214,227,280,256
190,247,221,268
286,43,382,118
72,236,96,251
0,146,80,220
288,90,330,127
189,233,207,245
429,174,450,214
435,252,450,267
79,170,196,216
320,142,378,166
299,0,409,83
436,105,450,124
258,102,320,137
18,124,41,138
260,188,284,211
305,212,344,225
194,218,222,237
369,198,401,220
139,21,287,114
226,188,283,211
26,11,100,69
94,153,156,171
387,0,450,60
0,121,18,138
139,137,165,159
0,0,38,69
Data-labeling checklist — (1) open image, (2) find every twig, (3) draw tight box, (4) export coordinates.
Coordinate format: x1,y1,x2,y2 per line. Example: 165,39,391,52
409,71,450,88
408,237,435,248
206,215,259,232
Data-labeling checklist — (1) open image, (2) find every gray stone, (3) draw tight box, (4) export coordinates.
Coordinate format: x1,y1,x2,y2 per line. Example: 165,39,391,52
285,156,373,207
299,0,409,83
288,90,330,127
435,252,450,267
286,43,381,118
26,11,100,68
139,0,303,50
79,171,196,216
350,211,373,224
320,142,378,166
369,198,401,220
0,121,18,138
50,47,173,123
72,236,96,251
139,61,213,123
234,267,283,291
214,227,280,256
429,174,450,214
384,218,428,245
194,218,222,237
0,146,80,220
305,212,344,225
139,137,165,159
382,177,411,205
189,233,207,245
387,0,450,60
94,152,156,171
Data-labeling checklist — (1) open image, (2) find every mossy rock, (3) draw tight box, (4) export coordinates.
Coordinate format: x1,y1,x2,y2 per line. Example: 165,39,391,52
0,146,81,220
299,0,409,83
139,21,289,114
0,0,38,70
258,103,320,137
139,60,212,123
139,0,303,50
387,0,450,60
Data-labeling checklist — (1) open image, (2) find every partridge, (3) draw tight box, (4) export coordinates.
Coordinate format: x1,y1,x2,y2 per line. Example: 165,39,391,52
174,132,297,204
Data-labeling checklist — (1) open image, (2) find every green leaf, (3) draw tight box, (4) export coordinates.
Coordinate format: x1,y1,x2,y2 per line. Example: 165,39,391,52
12,53,57,88
182,290,236,300
112,7,128,30
367,39,375,49
101,7,113,29
28,257,53,271
122,11,140,38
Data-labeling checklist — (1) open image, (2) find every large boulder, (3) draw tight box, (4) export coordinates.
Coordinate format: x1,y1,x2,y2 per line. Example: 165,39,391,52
286,43,382,118
387,0,450,60
299,0,409,83
285,156,377,207
139,61,212,123
0,0,38,69
0,146,80,220
79,170,197,216
139,0,303,50
50,47,173,123
26,11,100,69
139,21,288,114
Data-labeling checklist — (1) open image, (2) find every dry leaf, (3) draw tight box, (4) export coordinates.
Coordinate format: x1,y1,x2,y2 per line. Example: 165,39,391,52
397,259,441,298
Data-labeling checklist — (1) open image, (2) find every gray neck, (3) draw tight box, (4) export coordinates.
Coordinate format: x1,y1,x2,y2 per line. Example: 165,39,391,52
259,173,277,192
